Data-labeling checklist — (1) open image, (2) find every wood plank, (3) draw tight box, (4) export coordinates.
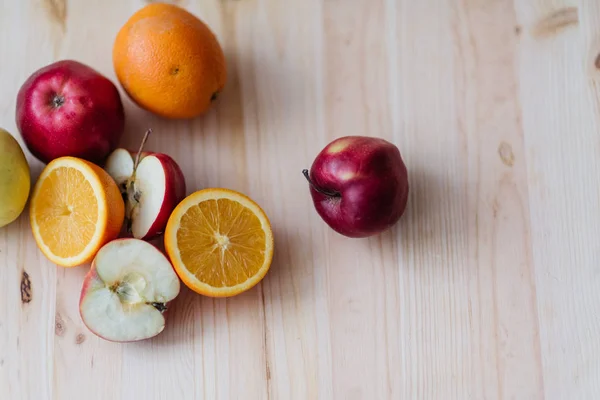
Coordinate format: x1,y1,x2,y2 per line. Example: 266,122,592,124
0,1,60,398
520,0,600,397
243,1,335,399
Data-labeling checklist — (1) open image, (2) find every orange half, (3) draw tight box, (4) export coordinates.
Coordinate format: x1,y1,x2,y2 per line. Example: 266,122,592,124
30,157,125,267
164,189,274,297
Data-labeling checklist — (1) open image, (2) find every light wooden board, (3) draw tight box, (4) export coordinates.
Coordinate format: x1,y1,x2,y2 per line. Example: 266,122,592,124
0,0,598,399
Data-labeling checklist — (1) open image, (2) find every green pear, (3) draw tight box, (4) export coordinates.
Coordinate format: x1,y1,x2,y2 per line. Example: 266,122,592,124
0,128,31,228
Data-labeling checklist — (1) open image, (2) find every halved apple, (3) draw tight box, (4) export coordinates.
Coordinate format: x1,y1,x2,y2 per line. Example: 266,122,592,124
104,130,186,240
79,238,181,342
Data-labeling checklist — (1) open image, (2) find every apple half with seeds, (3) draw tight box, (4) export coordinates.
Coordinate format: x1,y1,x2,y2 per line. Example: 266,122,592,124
79,238,181,342
104,130,186,240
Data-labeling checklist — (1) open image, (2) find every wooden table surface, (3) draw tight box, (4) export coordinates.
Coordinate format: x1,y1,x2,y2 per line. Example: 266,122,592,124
1,0,599,399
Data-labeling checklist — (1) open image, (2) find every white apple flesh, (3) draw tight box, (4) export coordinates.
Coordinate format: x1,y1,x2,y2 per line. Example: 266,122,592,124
104,143,186,240
79,239,180,342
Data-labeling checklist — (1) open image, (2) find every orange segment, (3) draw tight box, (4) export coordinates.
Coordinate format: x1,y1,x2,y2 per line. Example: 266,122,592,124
30,157,125,267
165,189,274,297
35,167,99,258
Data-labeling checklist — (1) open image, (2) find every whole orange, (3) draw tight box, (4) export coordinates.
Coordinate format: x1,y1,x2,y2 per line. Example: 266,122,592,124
113,3,226,119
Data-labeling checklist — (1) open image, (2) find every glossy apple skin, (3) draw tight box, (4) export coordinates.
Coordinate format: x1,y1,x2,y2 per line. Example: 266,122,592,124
307,136,409,238
16,60,125,164
141,152,187,239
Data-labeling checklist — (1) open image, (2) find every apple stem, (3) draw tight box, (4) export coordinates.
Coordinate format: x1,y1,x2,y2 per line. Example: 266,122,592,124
124,129,152,234
302,169,340,198
133,129,152,173
51,94,65,108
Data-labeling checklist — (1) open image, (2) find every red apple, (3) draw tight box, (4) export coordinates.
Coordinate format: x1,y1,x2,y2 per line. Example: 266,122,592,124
79,238,180,342
16,60,125,164
104,130,186,240
303,136,409,238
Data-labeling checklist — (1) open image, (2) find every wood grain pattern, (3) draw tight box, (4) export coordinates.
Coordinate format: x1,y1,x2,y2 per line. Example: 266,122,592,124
0,0,599,399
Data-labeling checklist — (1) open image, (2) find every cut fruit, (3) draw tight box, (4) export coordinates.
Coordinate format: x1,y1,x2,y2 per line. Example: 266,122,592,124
104,131,186,240
164,188,274,297
80,238,181,342
30,156,125,267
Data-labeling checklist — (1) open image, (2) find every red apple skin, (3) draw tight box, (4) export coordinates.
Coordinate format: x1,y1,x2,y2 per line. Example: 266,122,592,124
306,136,409,238
142,153,187,239
16,60,125,164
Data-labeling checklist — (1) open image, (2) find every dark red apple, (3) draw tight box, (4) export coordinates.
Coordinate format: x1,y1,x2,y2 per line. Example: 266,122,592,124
303,136,409,238
16,60,125,164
